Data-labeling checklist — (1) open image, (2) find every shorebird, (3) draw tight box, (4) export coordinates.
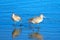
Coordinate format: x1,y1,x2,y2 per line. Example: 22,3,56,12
12,28,22,39
29,14,45,34
29,33,43,40
29,14,45,24
12,13,21,22
12,13,23,26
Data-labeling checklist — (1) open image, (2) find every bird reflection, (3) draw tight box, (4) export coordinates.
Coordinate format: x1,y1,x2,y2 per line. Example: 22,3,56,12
29,33,43,40
12,28,22,39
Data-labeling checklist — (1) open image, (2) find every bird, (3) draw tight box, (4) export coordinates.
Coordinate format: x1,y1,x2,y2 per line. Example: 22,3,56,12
29,14,45,34
12,28,22,39
12,13,23,26
29,33,43,40
29,14,45,24
12,13,21,22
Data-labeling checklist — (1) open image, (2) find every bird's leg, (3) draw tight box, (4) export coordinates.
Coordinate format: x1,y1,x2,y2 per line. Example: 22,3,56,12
19,22,23,27
32,26,34,33
13,22,16,26
37,24,40,33
30,24,35,34
12,22,17,30
37,26,40,33
19,21,23,30
28,22,35,38
28,22,32,29
19,22,22,32
19,26,22,32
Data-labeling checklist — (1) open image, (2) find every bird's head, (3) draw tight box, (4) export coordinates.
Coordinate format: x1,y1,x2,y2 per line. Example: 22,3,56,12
12,13,15,17
40,14,46,18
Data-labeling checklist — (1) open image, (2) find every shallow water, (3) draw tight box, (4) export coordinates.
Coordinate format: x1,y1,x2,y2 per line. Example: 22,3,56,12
0,0,60,40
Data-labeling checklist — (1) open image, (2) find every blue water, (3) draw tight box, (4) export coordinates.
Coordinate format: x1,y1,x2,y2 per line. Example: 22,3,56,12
0,0,60,40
